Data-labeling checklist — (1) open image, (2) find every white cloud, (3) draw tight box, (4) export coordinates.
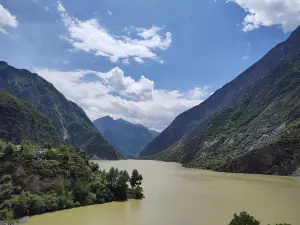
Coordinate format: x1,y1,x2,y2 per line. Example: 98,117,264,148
34,67,211,131
100,67,154,100
186,86,212,100
242,55,248,60
134,57,144,64
122,59,130,64
107,10,112,15
44,6,50,12
137,26,163,39
227,0,300,32
57,1,172,63
0,4,18,34
57,1,66,13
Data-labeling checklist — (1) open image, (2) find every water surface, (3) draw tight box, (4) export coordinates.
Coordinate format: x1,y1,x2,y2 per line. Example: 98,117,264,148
27,160,300,225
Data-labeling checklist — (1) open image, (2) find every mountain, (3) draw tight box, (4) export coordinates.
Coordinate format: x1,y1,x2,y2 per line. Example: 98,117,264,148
140,26,300,175
140,26,300,158
93,116,159,157
0,62,119,159
0,91,61,146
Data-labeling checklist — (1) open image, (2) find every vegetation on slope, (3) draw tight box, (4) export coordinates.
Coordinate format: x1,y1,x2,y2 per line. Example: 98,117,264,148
145,58,300,175
140,25,300,157
181,59,300,175
0,91,61,146
0,141,143,221
0,62,118,159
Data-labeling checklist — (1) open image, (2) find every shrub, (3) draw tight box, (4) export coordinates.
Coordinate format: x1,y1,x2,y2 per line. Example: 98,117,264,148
133,186,144,199
229,212,260,225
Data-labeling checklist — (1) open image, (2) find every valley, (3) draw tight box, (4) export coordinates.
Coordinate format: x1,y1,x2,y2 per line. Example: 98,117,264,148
1,1,300,225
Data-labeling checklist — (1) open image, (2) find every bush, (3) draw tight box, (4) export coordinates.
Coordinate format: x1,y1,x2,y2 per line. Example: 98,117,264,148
3,143,16,155
133,186,144,199
229,212,260,225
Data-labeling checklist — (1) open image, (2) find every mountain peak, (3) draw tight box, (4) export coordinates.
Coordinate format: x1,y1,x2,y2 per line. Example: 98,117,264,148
287,25,300,41
93,116,159,157
101,116,114,121
0,61,8,68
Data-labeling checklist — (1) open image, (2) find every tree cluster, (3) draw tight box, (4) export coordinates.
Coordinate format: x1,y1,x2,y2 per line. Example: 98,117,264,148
0,142,144,221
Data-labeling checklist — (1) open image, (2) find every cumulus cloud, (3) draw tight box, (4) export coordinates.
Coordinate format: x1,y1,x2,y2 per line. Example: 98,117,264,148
57,1,172,63
34,67,211,131
227,0,300,32
134,57,144,64
0,4,18,34
137,26,163,39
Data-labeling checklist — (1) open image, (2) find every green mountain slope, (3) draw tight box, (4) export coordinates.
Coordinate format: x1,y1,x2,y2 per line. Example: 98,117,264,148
0,62,119,159
0,91,61,146
148,58,300,175
93,116,159,157
140,25,300,157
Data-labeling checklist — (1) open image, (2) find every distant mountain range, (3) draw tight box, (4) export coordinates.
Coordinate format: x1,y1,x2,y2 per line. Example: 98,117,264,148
0,62,119,159
140,25,300,175
93,116,159,157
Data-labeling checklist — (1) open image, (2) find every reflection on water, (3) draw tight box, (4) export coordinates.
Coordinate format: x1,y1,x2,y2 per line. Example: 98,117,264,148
27,160,300,225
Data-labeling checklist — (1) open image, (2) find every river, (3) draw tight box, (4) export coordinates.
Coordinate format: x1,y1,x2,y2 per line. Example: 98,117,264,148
26,160,300,225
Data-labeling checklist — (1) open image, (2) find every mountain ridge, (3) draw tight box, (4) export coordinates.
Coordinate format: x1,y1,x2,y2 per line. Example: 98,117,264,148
93,116,159,157
0,62,119,159
140,25,300,158
140,26,300,175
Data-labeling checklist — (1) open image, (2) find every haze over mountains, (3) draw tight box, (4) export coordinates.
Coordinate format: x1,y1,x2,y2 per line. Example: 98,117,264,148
0,62,119,159
140,26,300,175
93,116,159,157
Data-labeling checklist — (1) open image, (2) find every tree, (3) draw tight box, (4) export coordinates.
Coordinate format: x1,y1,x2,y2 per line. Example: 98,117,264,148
133,186,144,199
3,143,15,155
43,149,59,159
0,139,5,152
130,169,143,188
0,175,13,202
90,162,99,173
20,144,35,158
229,212,260,225
59,145,70,155
72,184,89,204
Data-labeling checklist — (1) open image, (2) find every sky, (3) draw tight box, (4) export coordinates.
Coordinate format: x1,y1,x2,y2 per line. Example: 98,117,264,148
0,0,299,131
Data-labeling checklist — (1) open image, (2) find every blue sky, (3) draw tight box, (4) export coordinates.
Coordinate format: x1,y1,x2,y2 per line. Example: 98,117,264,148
0,0,298,130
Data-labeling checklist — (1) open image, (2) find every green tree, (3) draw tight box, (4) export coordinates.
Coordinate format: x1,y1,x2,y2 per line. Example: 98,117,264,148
43,149,59,159
133,186,144,199
72,184,89,204
0,175,13,202
90,162,99,172
229,212,260,225
130,169,143,188
3,143,15,155
0,139,5,152
59,145,70,155
20,144,35,158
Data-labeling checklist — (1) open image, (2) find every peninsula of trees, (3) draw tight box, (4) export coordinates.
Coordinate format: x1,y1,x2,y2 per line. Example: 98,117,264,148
0,141,143,221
